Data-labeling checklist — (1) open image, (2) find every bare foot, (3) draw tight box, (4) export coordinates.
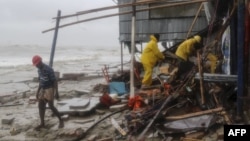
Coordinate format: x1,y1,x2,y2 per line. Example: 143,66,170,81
34,124,45,131
55,93,60,100
58,120,64,128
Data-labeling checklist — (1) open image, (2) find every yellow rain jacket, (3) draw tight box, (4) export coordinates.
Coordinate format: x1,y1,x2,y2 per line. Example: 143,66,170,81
207,53,218,73
175,38,197,61
141,35,165,86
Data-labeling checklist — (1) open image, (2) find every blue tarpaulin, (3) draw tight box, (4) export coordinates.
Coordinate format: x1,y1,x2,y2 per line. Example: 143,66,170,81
109,82,127,96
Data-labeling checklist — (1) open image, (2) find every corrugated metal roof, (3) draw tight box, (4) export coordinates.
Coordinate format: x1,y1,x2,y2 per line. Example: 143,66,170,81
118,0,209,43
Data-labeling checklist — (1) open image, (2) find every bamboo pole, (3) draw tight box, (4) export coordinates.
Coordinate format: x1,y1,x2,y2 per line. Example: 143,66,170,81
54,0,199,20
42,0,207,33
186,3,204,38
165,107,223,120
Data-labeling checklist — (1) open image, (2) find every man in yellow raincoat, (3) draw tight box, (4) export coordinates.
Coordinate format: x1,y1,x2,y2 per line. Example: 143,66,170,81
175,35,202,78
141,34,165,88
175,35,201,61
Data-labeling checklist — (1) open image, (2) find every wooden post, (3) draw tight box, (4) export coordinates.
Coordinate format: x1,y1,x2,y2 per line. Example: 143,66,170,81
186,3,203,38
130,0,136,98
120,42,124,74
49,10,61,67
197,51,205,105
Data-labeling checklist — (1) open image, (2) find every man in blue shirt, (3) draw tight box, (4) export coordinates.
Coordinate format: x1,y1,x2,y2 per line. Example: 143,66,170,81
32,55,64,131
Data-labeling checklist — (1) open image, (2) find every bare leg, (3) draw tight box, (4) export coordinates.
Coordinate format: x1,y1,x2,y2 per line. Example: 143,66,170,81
54,81,60,100
35,100,46,131
48,100,64,128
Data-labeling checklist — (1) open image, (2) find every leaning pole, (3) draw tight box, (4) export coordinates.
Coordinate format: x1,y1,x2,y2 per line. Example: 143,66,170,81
49,10,61,67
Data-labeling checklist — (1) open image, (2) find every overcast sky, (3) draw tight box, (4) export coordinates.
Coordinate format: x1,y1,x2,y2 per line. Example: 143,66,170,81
0,0,120,47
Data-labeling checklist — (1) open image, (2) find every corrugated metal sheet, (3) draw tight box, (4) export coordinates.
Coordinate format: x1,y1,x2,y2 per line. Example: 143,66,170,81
118,0,208,43
119,17,207,42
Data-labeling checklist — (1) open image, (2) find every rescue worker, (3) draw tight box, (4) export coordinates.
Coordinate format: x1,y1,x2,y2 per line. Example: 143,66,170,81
141,34,165,88
206,53,218,73
175,35,202,78
32,55,64,131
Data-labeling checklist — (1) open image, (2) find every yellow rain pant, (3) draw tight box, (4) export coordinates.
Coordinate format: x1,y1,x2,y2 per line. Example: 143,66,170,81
141,63,153,86
207,53,218,73
141,35,164,86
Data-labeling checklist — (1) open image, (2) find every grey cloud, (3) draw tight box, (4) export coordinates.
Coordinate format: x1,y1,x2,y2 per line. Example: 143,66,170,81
0,0,119,46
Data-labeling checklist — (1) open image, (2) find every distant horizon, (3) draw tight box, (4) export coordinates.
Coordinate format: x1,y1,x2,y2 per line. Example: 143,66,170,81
0,0,119,47
0,43,122,49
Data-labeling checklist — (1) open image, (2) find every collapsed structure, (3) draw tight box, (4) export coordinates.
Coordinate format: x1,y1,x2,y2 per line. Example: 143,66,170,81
97,0,250,140
39,0,250,140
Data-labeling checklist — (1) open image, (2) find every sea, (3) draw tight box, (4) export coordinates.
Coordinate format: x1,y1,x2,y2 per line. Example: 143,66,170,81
0,44,131,84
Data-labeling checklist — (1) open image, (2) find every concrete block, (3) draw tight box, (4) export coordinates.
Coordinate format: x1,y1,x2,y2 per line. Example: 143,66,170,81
74,89,90,95
109,104,126,111
62,73,86,80
29,96,37,104
57,97,100,115
61,114,69,120
69,99,90,109
87,134,97,141
2,117,14,125
95,109,106,115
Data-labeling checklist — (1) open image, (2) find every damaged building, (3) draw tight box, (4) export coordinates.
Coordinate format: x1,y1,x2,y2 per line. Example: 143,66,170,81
43,0,250,140
99,0,250,140
2,0,250,141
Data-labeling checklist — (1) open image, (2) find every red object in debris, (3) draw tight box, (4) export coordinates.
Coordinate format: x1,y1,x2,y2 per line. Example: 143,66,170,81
100,93,119,107
164,83,171,90
163,83,172,96
100,93,113,107
128,95,144,110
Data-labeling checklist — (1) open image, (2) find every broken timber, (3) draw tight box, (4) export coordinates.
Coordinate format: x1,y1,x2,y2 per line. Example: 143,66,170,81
42,0,207,33
165,107,223,120
73,107,128,141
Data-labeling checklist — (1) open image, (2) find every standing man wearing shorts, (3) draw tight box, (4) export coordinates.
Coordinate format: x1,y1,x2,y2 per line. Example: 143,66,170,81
32,55,64,131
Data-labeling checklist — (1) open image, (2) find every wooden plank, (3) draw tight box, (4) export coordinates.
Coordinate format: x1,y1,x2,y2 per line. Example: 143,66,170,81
165,107,223,120
54,0,173,20
42,0,207,33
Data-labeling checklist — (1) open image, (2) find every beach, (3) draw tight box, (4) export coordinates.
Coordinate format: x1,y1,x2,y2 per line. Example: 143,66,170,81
0,44,131,92
0,44,132,141
0,44,226,141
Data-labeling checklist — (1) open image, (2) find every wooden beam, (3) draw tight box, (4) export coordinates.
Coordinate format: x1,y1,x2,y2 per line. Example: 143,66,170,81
165,107,223,120
54,0,177,20
43,0,207,33
186,2,204,38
